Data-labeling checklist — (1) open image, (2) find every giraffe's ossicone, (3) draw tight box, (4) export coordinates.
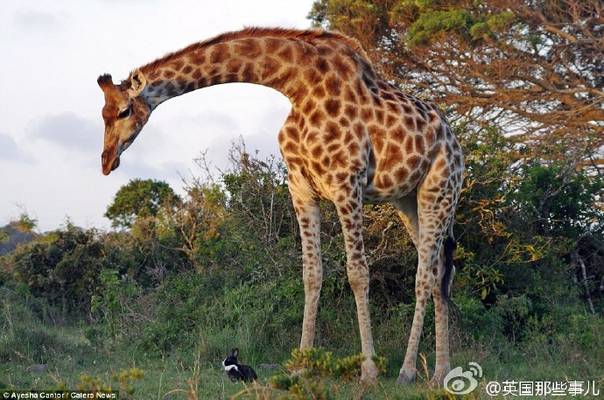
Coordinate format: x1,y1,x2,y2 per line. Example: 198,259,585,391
97,27,464,385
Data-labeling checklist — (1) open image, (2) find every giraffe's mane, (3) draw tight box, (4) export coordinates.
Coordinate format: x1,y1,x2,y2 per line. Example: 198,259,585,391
138,27,371,74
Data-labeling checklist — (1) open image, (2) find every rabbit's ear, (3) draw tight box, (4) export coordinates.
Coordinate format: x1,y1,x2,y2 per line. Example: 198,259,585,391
232,348,239,358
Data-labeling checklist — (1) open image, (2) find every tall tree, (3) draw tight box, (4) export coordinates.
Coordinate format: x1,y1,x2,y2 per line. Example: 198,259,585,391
309,0,603,168
105,179,181,228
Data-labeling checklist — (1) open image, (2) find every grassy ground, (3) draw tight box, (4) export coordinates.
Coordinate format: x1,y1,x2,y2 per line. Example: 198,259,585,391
1,322,603,399
0,359,470,399
1,287,603,399
3,354,602,399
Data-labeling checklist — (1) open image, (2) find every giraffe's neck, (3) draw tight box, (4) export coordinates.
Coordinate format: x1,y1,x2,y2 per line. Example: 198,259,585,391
139,36,312,109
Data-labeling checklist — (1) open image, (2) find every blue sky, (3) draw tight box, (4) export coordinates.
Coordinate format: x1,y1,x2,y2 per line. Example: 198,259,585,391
0,0,314,231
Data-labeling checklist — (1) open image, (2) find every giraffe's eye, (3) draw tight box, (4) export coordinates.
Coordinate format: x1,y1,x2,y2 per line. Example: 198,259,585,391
117,105,132,119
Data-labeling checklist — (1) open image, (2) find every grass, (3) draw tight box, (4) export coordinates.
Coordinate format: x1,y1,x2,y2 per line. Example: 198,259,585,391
2,287,603,399
1,320,603,399
4,351,600,399
0,355,466,399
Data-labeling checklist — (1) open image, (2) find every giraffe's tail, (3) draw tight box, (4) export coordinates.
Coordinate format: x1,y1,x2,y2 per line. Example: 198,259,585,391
441,235,460,321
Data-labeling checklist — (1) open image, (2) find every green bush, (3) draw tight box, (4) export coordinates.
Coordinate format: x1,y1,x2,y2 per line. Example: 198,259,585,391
0,287,91,363
0,139,602,392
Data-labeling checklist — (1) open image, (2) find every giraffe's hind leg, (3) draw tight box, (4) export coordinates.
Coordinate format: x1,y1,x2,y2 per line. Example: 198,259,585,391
397,161,459,386
430,242,453,385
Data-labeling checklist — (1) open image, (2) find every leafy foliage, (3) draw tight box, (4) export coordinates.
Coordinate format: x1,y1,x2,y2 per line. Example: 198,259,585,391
105,178,181,228
269,349,386,399
8,224,106,317
1,138,603,397
309,0,604,166
77,368,144,399
284,348,386,380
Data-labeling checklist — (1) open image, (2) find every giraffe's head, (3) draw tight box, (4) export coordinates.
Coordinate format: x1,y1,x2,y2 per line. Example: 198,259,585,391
97,70,150,175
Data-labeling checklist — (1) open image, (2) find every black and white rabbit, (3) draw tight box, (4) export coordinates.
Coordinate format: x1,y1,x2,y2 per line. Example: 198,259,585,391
222,348,257,383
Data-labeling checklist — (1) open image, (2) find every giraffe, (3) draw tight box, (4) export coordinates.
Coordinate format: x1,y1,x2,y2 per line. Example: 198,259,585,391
97,27,464,385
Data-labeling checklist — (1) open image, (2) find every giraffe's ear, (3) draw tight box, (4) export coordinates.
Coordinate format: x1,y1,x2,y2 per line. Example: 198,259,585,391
127,69,146,97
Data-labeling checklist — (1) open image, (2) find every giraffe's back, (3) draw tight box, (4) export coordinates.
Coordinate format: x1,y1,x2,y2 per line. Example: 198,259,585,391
277,35,463,203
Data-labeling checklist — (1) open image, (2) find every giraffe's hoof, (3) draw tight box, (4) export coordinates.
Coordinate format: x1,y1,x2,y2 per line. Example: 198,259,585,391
430,366,451,387
360,359,378,385
396,369,416,385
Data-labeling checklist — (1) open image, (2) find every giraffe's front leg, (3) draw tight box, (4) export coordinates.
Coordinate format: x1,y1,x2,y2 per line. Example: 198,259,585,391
292,197,323,349
334,187,378,384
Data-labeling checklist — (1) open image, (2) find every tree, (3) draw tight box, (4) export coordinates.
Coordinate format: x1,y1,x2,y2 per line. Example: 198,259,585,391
309,0,603,168
222,144,296,246
13,213,37,233
105,179,181,229
310,1,604,312
10,223,106,316
0,214,38,256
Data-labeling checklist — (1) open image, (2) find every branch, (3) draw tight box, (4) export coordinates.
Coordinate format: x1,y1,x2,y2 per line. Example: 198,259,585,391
573,251,596,314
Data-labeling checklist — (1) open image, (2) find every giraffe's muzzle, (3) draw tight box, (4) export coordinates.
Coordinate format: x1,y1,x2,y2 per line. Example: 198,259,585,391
101,148,120,175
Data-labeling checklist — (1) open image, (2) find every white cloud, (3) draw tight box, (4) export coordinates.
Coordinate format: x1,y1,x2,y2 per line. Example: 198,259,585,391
0,133,32,163
13,9,63,31
29,113,100,152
